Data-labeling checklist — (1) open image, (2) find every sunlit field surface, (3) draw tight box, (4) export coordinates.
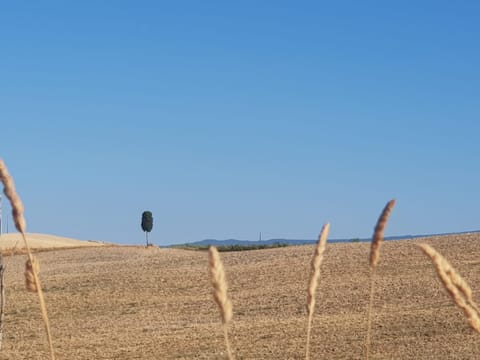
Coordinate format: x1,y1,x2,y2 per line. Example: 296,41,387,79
1,233,480,359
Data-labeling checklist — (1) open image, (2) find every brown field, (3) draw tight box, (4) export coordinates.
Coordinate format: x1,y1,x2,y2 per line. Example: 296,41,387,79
0,233,108,251
1,233,480,359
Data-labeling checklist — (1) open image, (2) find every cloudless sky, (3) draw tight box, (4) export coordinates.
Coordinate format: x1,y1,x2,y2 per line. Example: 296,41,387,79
1,1,479,245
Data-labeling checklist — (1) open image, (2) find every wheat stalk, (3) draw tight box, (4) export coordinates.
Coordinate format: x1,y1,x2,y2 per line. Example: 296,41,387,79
419,243,480,332
369,199,396,269
25,257,40,292
0,159,56,360
305,223,330,360
209,246,234,360
448,268,480,314
365,199,396,360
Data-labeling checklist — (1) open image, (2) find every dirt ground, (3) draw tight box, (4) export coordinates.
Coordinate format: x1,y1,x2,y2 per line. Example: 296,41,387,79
0,233,479,359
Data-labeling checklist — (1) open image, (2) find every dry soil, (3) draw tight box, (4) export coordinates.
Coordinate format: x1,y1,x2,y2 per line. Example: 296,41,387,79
0,233,479,359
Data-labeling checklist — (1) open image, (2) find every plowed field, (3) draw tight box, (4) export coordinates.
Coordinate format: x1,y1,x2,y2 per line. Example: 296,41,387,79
1,233,479,359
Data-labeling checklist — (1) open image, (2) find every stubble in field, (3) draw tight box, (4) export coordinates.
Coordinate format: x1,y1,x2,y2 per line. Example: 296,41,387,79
1,233,480,359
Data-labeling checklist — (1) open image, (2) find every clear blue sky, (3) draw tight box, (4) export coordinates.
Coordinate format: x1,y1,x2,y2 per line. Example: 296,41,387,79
1,1,479,245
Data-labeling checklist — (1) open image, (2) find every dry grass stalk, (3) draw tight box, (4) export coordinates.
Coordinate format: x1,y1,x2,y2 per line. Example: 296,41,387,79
305,223,330,360
369,199,396,269
0,160,26,233
449,269,480,314
365,199,396,360
25,257,40,292
419,243,480,332
0,159,56,360
209,246,234,360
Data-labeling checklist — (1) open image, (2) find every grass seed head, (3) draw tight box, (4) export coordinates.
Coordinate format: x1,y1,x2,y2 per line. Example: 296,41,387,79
25,256,40,292
0,159,27,233
369,199,396,268
307,223,330,315
419,243,480,333
209,246,232,324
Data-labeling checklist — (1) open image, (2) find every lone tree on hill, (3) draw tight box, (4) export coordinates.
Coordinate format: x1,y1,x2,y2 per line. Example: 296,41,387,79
141,211,153,246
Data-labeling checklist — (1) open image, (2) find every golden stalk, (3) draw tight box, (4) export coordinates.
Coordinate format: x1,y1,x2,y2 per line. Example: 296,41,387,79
209,246,234,360
0,159,56,360
305,223,330,360
369,199,396,269
25,257,40,292
365,199,396,360
419,243,480,332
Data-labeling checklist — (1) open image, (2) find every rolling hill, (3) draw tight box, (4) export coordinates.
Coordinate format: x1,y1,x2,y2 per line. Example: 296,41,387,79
0,232,109,250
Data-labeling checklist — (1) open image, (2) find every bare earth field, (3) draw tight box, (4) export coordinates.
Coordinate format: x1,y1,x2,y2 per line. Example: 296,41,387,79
1,233,480,359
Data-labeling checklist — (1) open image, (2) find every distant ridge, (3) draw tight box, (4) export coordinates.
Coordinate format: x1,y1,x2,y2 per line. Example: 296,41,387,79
0,233,109,250
173,230,480,247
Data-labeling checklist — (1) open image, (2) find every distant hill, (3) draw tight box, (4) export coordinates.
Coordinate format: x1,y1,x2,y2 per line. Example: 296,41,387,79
0,233,109,250
173,230,480,247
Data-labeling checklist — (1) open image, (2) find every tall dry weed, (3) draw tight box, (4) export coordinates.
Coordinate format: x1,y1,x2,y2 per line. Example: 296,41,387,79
305,223,330,360
0,159,56,360
209,246,234,360
419,243,480,332
365,199,395,360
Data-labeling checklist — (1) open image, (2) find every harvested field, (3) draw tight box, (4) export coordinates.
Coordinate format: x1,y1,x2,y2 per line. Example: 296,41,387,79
1,233,480,359
0,233,108,251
